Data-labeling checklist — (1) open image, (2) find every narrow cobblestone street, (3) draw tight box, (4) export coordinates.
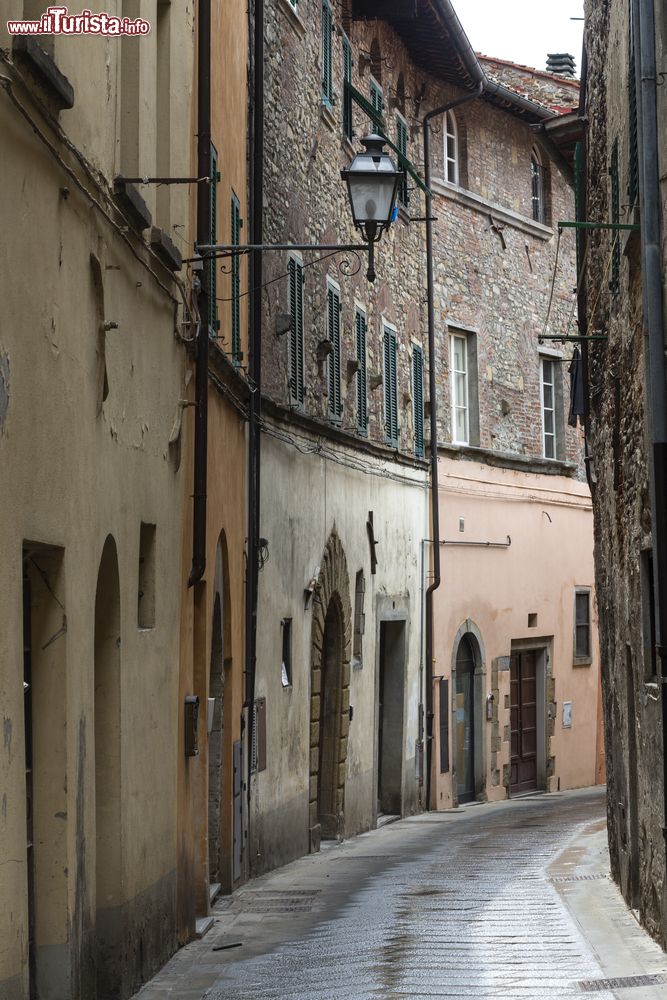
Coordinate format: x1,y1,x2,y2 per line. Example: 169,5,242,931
135,789,667,999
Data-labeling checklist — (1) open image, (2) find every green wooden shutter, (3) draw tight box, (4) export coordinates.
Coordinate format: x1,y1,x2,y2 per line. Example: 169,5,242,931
289,258,305,405
384,328,398,446
396,116,409,208
327,287,342,420
370,79,384,130
208,143,219,337
231,191,241,363
413,344,424,457
628,0,639,208
610,138,620,296
321,1,333,106
356,310,368,435
343,35,353,140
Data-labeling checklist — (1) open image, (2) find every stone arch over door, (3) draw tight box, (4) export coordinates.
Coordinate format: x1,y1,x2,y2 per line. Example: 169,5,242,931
309,528,352,852
450,619,487,805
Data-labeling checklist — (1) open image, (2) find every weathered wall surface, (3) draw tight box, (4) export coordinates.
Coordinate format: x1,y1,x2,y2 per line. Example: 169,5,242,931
0,3,195,996
250,423,427,874
433,457,601,808
584,0,667,947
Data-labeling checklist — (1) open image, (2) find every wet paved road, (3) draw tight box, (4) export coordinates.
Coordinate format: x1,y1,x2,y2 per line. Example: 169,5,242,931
136,788,666,999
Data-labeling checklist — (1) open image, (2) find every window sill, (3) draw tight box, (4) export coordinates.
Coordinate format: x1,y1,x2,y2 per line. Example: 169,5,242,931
277,0,306,38
573,657,592,668
343,136,357,160
432,178,555,241
320,101,337,133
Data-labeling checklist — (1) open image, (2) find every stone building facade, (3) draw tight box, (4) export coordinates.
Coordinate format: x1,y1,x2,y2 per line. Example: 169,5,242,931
582,0,667,947
418,22,604,809
250,0,603,873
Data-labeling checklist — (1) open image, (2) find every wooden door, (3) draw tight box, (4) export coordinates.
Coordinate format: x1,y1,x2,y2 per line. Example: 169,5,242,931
510,651,538,795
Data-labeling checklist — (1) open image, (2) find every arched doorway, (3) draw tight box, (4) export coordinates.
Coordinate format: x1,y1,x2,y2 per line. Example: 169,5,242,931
94,535,122,999
308,529,352,851
454,636,476,804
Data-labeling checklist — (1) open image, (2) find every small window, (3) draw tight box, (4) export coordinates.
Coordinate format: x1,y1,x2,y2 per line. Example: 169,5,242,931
574,589,592,663
138,522,156,629
396,113,409,209
370,76,384,130
450,334,469,444
343,33,353,141
531,148,545,224
541,357,557,458
383,326,398,447
355,308,368,435
281,618,292,687
412,344,424,458
288,256,305,407
321,0,333,107
445,110,459,185
327,283,342,421
231,191,241,364
353,571,365,667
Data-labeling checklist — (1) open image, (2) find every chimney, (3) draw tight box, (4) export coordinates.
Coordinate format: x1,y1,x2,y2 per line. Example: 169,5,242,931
546,53,576,77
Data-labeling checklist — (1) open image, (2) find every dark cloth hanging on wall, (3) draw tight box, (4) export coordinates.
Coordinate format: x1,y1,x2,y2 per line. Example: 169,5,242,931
569,347,585,427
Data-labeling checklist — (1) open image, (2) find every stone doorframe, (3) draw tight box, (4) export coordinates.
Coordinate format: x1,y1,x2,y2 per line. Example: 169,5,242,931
450,619,487,805
309,528,352,853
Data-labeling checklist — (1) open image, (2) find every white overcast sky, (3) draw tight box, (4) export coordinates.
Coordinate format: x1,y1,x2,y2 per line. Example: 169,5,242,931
456,1,585,75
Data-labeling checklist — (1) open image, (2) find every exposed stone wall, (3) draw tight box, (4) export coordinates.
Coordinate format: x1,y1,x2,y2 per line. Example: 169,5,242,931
584,0,667,946
428,87,582,468
263,5,428,458
263,2,581,474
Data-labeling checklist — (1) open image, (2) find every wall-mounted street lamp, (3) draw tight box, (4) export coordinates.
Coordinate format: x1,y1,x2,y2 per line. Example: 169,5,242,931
341,134,403,281
196,134,403,283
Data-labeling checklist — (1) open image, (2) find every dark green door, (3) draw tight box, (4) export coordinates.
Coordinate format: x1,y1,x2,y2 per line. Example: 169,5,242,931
455,637,475,804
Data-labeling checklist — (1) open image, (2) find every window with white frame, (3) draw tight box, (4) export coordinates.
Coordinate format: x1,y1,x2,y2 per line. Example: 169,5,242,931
445,110,459,185
574,588,592,663
541,357,557,458
450,333,469,443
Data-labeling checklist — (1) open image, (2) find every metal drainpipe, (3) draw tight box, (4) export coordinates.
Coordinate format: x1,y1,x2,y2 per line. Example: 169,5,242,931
637,0,667,870
422,82,483,810
188,0,211,588
246,0,264,824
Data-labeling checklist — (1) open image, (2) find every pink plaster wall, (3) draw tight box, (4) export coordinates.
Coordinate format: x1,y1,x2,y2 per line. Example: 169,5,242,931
432,456,602,809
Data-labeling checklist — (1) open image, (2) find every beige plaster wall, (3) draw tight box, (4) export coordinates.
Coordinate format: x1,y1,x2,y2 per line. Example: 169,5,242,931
0,3,195,996
433,456,602,810
250,422,428,874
